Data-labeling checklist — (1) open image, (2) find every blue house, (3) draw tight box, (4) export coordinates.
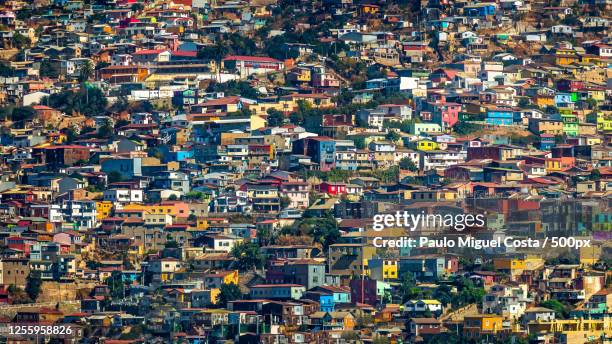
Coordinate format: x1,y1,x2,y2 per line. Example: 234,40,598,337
304,292,335,312
538,134,555,150
486,108,514,126
101,157,142,178
464,4,496,17
555,93,573,107
399,256,447,281
310,286,351,304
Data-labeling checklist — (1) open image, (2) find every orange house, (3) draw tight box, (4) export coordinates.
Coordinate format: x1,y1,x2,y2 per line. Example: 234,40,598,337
359,4,380,15
463,314,505,338
534,95,555,107
545,156,575,172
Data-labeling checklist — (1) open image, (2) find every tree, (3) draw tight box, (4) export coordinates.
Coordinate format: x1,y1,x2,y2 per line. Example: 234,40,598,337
185,191,205,200
10,107,36,127
280,196,291,209
267,109,285,127
7,284,30,304
198,43,229,62
0,62,14,77
217,283,242,306
399,157,418,171
290,212,340,250
46,87,108,116
165,240,179,248
79,61,94,82
353,136,366,149
231,242,265,271
385,130,401,142
106,271,126,299
453,122,483,135
398,273,421,302
12,33,31,49
540,300,568,319
25,271,42,302
39,60,59,78
107,171,123,184
97,119,114,138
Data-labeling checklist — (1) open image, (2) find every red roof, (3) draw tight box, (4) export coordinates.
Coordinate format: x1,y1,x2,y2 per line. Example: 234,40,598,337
133,49,166,55
250,284,304,288
223,55,282,63
32,105,54,110
43,145,89,150
171,50,197,57
196,96,241,106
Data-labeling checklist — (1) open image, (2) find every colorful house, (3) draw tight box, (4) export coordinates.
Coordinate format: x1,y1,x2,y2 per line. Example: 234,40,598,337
486,108,514,126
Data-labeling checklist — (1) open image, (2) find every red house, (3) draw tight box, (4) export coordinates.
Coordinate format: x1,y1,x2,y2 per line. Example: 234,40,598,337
317,182,347,195
350,278,377,306
6,236,34,255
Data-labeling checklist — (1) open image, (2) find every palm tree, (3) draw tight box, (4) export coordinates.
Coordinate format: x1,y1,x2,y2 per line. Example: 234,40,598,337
79,60,94,82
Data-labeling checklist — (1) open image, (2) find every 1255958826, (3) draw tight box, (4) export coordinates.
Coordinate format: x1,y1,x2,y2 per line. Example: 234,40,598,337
1,324,83,339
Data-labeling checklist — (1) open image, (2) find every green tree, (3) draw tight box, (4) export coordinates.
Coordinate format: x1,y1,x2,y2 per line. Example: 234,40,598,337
79,61,94,82
217,283,242,306
266,109,285,127
0,62,14,77
385,130,401,142
12,33,31,49
399,157,418,171
106,271,126,299
39,60,59,78
185,191,205,200
290,212,340,250
97,119,114,138
398,273,421,302
353,136,366,149
10,107,36,127
540,300,568,319
165,240,179,248
45,86,108,116
107,171,123,184
25,271,42,302
231,242,265,271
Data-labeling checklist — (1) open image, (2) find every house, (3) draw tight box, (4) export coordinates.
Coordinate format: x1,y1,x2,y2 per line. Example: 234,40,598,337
523,307,556,323
486,108,515,126
463,314,505,338
317,182,347,196
222,55,284,77
409,318,441,337
310,311,355,331
249,284,306,300
403,299,443,316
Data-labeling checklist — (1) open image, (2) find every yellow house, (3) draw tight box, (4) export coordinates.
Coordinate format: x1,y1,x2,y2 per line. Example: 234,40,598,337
555,49,580,65
416,139,439,151
464,314,504,338
595,112,612,132
368,258,398,280
96,201,113,220
250,114,266,130
196,218,209,230
579,244,602,266
494,257,526,276
586,88,606,103
535,95,555,107
382,260,398,280
527,318,611,342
